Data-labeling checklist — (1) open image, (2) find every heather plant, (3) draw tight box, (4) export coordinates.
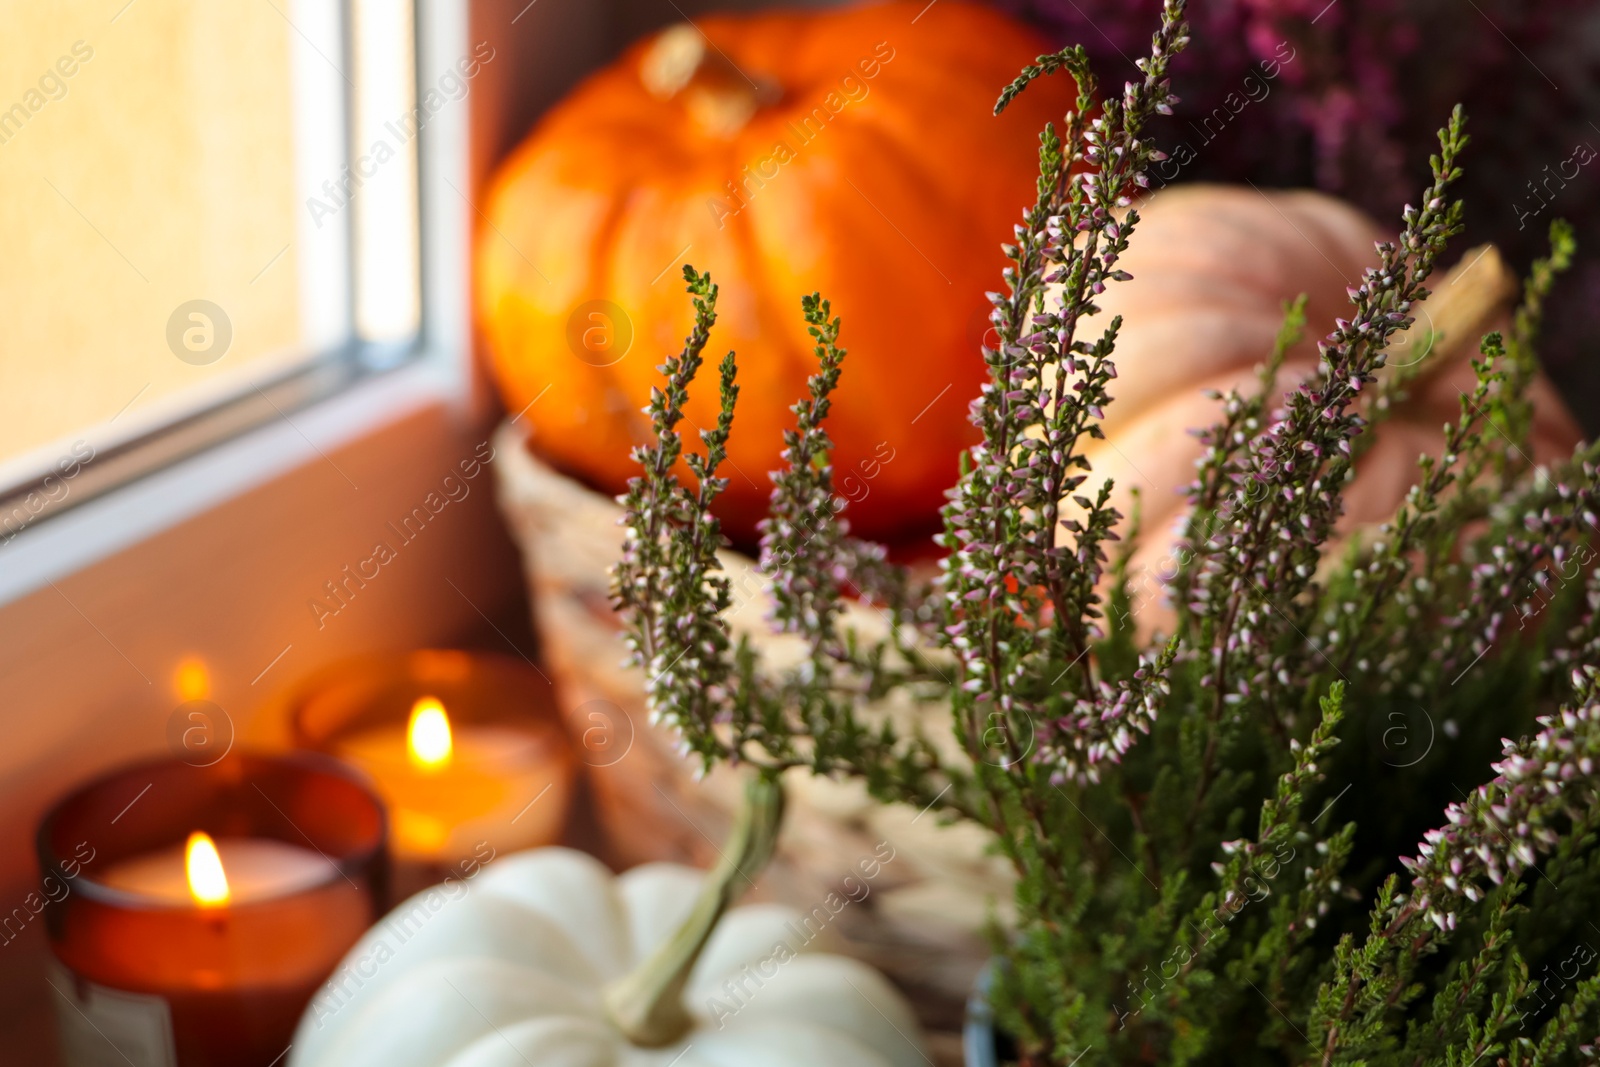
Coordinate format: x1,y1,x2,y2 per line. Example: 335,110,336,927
997,0,1600,412
611,1,1600,1062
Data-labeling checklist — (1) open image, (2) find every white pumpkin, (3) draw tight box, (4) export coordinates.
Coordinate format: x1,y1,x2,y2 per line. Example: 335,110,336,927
289,778,926,1067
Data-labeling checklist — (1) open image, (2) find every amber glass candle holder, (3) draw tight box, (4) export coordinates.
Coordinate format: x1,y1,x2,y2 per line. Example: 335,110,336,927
39,752,387,1067
287,649,575,898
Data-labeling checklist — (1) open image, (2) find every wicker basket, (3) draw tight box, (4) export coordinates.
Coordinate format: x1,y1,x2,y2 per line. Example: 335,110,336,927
491,420,1008,1030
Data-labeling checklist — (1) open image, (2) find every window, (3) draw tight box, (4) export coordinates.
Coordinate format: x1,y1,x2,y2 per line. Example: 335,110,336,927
0,0,424,543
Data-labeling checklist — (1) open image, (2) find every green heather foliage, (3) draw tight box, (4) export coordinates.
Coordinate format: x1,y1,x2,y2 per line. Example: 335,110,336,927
612,1,1600,1062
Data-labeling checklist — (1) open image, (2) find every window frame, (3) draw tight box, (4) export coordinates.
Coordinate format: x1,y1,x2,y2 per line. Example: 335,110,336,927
0,0,473,608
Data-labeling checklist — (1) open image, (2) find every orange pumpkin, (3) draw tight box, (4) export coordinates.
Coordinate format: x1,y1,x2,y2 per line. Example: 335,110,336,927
476,0,1074,543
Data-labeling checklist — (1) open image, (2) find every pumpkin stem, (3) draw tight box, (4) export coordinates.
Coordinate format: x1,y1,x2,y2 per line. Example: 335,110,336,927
602,771,786,1047
1394,242,1515,383
640,23,779,139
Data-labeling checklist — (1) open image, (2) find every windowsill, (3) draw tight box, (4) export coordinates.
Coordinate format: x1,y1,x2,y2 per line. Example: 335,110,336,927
0,354,468,609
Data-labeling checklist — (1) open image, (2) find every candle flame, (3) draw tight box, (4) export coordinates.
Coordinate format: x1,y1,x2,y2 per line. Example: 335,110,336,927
407,696,452,771
185,832,229,907
175,658,210,702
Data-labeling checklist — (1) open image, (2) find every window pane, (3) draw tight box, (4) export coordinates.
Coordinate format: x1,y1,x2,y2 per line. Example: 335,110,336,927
0,0,328,475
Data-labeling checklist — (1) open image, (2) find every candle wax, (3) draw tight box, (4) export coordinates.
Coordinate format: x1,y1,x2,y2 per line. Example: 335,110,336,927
100,839,337,906
335,724,565,861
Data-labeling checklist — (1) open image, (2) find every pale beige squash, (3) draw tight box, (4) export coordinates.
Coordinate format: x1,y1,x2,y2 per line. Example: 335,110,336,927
1059,185,1582,630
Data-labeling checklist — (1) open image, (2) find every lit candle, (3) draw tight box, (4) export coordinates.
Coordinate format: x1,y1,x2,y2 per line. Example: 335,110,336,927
334,694,567,863
40,754,386,1067
97,831,335,907
288,650,575,885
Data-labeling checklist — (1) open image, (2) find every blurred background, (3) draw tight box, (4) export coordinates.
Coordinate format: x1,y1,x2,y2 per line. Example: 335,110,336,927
1,0,1595,1062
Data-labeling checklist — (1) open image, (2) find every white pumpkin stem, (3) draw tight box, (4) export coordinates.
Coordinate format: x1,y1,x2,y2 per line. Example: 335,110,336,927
603,771,785,1047
639,23,779,138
